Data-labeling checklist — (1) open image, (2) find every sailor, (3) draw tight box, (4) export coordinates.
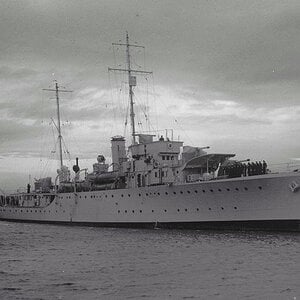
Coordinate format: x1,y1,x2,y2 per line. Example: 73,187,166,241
159,135,164,141
243,163,247,177
251,162,256,175
255,161,260,175
27,183,31,193
262,160,267,174
247,162,251,176
259,161,263,175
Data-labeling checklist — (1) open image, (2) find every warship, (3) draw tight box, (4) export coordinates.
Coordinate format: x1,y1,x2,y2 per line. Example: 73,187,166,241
0,34,299,231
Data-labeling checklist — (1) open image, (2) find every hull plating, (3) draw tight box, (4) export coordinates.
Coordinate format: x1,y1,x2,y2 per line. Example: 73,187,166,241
1,172,300,231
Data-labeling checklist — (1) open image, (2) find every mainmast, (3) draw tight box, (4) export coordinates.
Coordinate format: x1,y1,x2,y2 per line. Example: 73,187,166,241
43,81,72,169
109,33,152,144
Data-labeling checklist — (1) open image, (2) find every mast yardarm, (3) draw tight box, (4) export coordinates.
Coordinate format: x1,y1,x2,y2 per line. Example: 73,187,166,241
43,81,72,169
108,33,152,144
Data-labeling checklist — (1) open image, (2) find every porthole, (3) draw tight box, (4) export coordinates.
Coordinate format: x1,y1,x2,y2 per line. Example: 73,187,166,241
138,193,141,197
208,207,211,210
146,193,148,196
111,195,114,198
210,189,213,192
187,191,190,194
194,190,198,194
202,190,206,193
177,209,180,212
180,191,183,194
218,189,222,192
140,210,142,213
164,209,167,212
115,202,118,205
157,192,160,196
125,210,127,213
105,195,107,198
234,207,237,210
185,208,187,212
235,188,239,191
121,194,124,197
221,207,224,210
132,210,135,213
173,192,176,195
226,188,230,191
152,209,154,213
128,194,131,197
196,208,199,211
165,192,168,195
258,186,262,190
244,187,248,191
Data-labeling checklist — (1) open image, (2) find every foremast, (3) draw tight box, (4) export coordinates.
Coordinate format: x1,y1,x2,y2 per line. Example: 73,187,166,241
109,33,152,144
43,81,72,169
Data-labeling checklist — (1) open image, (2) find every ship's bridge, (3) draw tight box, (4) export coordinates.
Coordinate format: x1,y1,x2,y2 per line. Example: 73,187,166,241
129,134,183,164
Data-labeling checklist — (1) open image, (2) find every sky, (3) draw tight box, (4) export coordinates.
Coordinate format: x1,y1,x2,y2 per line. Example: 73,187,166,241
0,0,300,190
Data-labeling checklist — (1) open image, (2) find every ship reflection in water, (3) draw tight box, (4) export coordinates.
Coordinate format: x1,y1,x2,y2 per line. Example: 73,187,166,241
0,222,299,299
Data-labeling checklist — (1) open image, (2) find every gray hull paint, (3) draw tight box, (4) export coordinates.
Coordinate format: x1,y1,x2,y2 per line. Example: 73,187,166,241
1,172,300,231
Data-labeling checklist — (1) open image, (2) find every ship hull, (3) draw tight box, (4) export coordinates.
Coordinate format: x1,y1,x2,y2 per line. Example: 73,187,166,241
1,172,300,231
1,219,299,232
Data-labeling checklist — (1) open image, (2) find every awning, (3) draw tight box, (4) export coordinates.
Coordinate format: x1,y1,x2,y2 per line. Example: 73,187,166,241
183,153,235,170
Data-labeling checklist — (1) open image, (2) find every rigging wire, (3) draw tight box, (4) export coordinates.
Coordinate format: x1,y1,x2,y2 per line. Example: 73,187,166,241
150,73,193,143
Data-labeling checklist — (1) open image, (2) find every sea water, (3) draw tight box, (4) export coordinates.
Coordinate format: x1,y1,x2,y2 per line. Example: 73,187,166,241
0,222,299,299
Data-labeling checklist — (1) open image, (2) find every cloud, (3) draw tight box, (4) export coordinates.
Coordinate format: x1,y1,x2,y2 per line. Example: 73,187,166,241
0,1,300,188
